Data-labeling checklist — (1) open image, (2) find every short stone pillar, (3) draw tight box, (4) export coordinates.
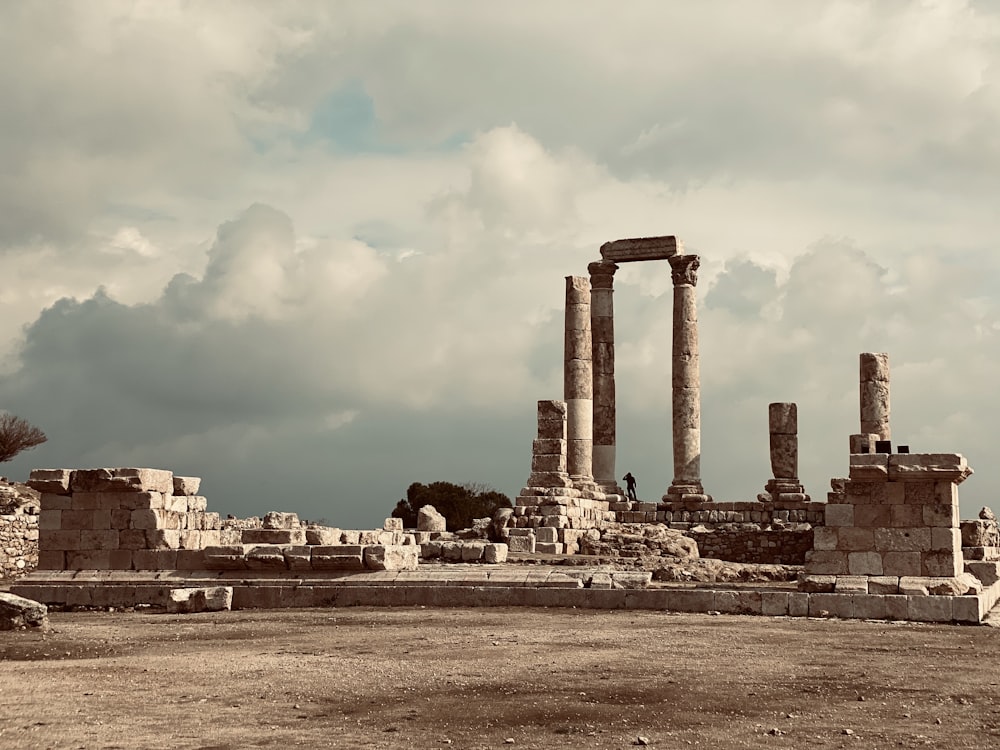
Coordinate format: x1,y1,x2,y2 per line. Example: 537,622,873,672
664,255,709,501
589,260,620,494
564,277,595,488
525,400,572,489
759,402,808,502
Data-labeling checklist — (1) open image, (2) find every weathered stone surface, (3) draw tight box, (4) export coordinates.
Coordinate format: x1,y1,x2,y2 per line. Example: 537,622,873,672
172,476,201,496
71,468,174,494
483,543,508,564
166,587,232,614
798,574,836,593
506,534,535,554
417,505,447,532
305,527,342,545
363,544,418,571
600,235,681,263
888,453,972,483
769,434,797,481
311,545,365,570
27,469,73,495
0,592,48,630
242,528,305,545
262,511,299,529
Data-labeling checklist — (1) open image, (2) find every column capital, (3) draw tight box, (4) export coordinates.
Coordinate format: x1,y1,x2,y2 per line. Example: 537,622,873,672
587,260,619,289
669,254,700,287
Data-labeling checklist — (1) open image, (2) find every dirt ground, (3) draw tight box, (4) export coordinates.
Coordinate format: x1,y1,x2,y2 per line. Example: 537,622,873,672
2,606,1000,750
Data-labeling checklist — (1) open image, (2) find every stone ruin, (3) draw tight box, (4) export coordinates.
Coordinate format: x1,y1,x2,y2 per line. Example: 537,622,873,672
7,234,1000,623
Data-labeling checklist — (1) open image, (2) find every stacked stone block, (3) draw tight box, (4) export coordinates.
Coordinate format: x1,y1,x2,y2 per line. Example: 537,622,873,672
801,452,971,595
29,468,220,571
759,402,809,503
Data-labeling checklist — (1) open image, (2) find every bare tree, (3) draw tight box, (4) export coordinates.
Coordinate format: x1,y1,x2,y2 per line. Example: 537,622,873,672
0,413,47,463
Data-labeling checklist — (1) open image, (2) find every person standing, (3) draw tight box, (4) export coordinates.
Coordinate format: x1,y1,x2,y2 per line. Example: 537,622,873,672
623,472,637,501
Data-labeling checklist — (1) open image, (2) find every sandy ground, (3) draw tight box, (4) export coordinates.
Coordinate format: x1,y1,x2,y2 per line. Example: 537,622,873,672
2,606,1000,749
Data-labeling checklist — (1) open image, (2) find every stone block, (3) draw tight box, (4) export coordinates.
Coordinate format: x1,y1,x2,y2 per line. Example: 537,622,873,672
798,575,835,593
165,495,189,513
536,542,564,554
305,527,342,545
71,468,173,494
65,550,112,570
952,595,985,624
39,529,81,551
835,576,869,593
854,505,891,528
110,508,132,529
130,509,160,530
853,594,888,620
506,534,535,554
27,469,73,495
804,550,848,575
888,454,970,483
175,549,207,570
874,528,931,552
824,504,854,527
38,508,61,530
146,530,180,550
363,544,418,571
187,496,207,512
716,591,762,615
930,527,960,553
922,551,962,578
36,550,65,570
885,483,906,505
172,476,201,496
848,551,883,575
836,528,875,551
311,545,365,570
966,560,1000,586
882,551,922,577
241,528,306,545
178,530,202,549
108,550,134,569
533,438,567,455
903,482,935,505
535,526,558,543
484,543,508,564
262,511,300,529
868,576,900,594
80,530,119,550
808,593,854,619
923,503,959,528
662,589,716,613
245,545,289,570
119,492,166,510
417,505,447,532
39,492,72,510
898,577,931,596
788,592,810,617
848,454,888,481
907,596,953,623
70,493,102,510
760,591,789,616
383,517,403,532
532,454,567,473
118,529,147,550
889,505,923,528
166,587,232,614
60,510,96,530
460,542,486,562
203,545,249,570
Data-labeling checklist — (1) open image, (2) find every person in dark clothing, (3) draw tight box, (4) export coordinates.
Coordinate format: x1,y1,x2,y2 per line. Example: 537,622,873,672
623,472,637,501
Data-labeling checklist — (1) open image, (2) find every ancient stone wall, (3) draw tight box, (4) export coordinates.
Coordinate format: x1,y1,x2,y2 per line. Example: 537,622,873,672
687,528,814,565
0,480,40,579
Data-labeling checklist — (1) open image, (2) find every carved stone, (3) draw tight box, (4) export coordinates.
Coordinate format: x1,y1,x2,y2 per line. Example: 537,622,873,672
588,260,619,492
860,352,890,440
599,235,682,263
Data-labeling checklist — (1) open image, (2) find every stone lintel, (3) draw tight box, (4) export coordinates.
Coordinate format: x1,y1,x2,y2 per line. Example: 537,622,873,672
599,235,681,263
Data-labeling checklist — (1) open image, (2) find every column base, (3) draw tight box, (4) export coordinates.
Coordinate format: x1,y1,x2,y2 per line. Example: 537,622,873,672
760,478,809,503
663,482,712,503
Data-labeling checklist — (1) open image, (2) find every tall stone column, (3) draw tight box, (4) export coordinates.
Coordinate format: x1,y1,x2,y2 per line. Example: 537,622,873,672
588,260,620,494
860,352,890,440
564,276,595,487
664,255,709,501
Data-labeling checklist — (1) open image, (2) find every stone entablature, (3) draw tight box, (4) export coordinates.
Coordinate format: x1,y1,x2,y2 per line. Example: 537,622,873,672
599,235,681,263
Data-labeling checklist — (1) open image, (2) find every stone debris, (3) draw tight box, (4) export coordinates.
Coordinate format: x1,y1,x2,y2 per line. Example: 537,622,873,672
166,586,233,614
417,505,447,532
0,591,48,630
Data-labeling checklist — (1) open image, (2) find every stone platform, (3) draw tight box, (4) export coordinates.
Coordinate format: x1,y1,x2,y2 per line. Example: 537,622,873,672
11,564,1000,624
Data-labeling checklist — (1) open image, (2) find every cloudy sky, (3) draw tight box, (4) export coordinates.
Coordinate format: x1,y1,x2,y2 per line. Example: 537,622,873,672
2,1,999,527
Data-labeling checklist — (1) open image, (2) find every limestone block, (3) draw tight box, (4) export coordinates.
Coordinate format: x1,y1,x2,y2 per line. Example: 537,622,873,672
798,575,835,593
39,492,72,510
836,528,875,551
966,561,1000,586
172,476,201,496
130,509,160,530
600,235,680,263
59,510,95,530
178,530,202,549
187,496,208,512
341,530,361,544
848,454,888,481
80,530,118,551
537,399,567,420
903,482,935,505
310,545,365,570
420,541,442,558
71,468,173,494
262,511,300,529
860,352,890,382
175,550,207,570
882,551,922,576
532,454,568,473
532,438,567,456
952,596,985,624
525,472,574,488
202,545,249,570
854,505,891,528
868,576,900,595
38,508,61,530
383,517,403,532
835,576,869,594
483,543,508,564
906,596,953,623
39,529,81,551
889,505,923,528
245,545,289,570
117,492,166,510
459,542,485,561
848,551,883,575
110,508,131,529
853,594,888,620
417,505,447,532
849,434,878,455
27,469,73,495
242,528,306,545
145,530,181,550
888,454,971,483
824,504,854,527
812,527,837,551
305,527,342,545
535,542,564,554
441,541,464,561
923,503,959,529
874,528,931,552
363,544,418,571
921,551,962,578
117,529,147,550
506,534,535,554
65,550,112,570
803,550,848,575
930,527,960,553
166,587,232,614
936,481,959,505
807,593,855,619
201,530,221,546
36,550,65,570
0,592,49,630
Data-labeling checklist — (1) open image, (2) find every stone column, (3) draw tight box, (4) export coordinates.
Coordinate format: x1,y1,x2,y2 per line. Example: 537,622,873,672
589,260,620,494
860,352,890,441
761,402,808,502
564,276,595,487
664,255,708,501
